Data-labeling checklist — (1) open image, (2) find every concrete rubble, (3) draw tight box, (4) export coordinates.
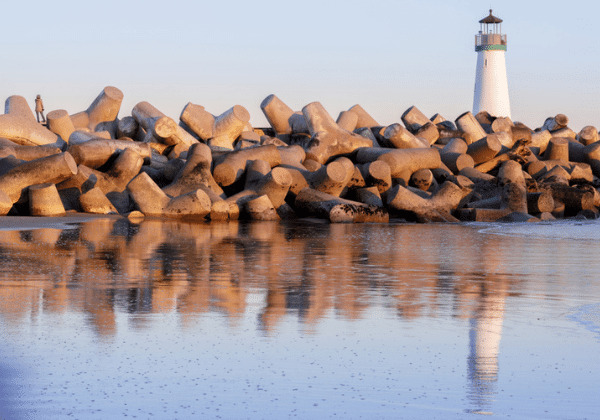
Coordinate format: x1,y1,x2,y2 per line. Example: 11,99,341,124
0,86,599,223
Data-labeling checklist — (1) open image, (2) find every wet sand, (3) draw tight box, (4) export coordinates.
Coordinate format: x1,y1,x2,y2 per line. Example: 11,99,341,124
0,214,120,231
0,218,599,418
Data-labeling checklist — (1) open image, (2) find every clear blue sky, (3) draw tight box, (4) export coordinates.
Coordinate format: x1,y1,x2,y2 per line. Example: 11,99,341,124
2,0,599,131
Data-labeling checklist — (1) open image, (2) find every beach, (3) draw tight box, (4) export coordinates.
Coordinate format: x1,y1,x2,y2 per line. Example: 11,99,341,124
1,217,599,418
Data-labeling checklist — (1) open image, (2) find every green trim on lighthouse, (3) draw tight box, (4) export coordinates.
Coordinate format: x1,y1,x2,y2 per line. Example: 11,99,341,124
475,44,507,52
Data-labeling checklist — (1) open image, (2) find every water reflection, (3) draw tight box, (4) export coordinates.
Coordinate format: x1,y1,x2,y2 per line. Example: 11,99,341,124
467,280,508,414
0,219,547,336
1,219,600,416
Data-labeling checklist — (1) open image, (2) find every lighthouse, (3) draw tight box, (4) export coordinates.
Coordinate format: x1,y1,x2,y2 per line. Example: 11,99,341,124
473,10,511,118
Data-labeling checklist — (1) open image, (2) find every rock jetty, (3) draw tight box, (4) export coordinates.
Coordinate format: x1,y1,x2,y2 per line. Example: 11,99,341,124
0,86,598,223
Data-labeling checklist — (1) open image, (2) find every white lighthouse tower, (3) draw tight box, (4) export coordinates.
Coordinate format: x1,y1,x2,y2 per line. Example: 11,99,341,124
473,10,511,118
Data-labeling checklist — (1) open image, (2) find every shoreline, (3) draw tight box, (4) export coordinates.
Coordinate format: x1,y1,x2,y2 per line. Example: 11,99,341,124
0,213,119,231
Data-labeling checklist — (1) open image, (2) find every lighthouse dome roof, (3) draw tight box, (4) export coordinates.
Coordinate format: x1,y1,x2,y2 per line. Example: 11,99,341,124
479,9,502,24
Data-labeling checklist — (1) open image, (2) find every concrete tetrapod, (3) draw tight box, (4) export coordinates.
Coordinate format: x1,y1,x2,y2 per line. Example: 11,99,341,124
164,189,212,218
276,145,309,197
302,102,372,164
180,103,215,141
213,145,281,188
117,116,139,139
584,142,600,177
163,142,224,198
0,96,59,146
260,94,294,135
255,167,293,209
132,101,197,148
46,109,76,143
474,111,493,131
413,122,440,145
355,186,383,207
0,157,29,178
578,126,599,146
60,146,143,211
336,110,359,132
497,160,526,188
440,138,475,174
550,127,577,140
537,165,570,185
308,161,349,197
541,114,569,132
410,169,435,191
101,148,145,193
491,116,513,134
68,139,152,169
69,86,123,134
467,135,503,165
90,148,145,213
210,106,251,149
568,140,586,163
294,188,388,223
527,192,555,214
278,145,306,169
430,113,448,125
79,187,118,214
224,161,265,216
127,172,211,219
193,185,233,221
382,124,428,149
366,148,442,185
356,160,392,194
245,195,279,221
354,127,378,146
473,139,532,174
276,166,310,199
541,183,594,217
333,156,356,186
493,131,516,148
466,190,554,215
544,137,569,162
68,130,111,145
355,147,441,185
528,130,552,155
29,183,66,216
0,138,60,161
455,111,487,144
55,164,97,211
169,148,265,220
278,156,383,199
289,112,309,134
386,181,471,222
509,124,531,146
401,105,432,133
0,152,78,205
0,189,15,215
500,182,528,214
347,105,379,128
225,160,292,220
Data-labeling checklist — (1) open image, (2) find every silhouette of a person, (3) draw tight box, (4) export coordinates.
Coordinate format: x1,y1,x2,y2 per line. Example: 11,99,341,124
35,94,45,123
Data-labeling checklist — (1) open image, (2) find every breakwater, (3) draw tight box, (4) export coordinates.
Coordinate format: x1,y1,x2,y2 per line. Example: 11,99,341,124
0,86,598,222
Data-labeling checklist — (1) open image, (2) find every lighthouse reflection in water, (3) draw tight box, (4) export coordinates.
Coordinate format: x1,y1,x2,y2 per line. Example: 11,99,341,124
1,219,599,419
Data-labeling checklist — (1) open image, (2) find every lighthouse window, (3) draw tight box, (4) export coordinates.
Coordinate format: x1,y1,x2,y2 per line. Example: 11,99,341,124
485,59,487,66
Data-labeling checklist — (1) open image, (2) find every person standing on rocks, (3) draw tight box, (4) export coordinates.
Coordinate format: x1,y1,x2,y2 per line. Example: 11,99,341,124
35,94,45,123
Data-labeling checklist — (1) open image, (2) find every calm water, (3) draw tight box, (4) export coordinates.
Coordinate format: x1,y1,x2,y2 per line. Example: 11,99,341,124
0,217,599,419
